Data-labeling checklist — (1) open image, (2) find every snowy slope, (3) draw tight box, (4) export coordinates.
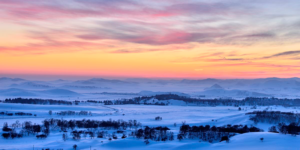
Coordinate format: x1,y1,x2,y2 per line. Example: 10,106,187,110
0,88,37,96
1,103,299,150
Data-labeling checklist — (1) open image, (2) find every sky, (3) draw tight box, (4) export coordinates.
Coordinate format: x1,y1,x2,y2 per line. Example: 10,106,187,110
0,0,300,79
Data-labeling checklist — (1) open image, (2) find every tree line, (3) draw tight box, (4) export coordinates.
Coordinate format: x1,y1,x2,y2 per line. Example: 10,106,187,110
177,124,263,143
269,122,300,135
135,126,174,142
4,98,72,105
2,118,142,139
4,94,300,107
98,94,300,107
55,110,91,116
0,111,33,116
246,111,300,124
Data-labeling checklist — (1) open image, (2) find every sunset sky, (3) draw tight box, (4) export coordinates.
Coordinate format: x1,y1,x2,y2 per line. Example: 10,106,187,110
0,0,300,79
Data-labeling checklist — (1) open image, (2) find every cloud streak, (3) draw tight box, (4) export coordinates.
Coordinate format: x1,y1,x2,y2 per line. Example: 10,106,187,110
262,50,300,59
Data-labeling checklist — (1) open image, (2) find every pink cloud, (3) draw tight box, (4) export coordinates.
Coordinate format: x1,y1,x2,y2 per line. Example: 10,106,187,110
0,0,299,53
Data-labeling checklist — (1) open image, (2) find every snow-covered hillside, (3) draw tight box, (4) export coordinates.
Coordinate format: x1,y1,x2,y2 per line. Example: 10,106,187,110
1,102,300,150
1,77,300,149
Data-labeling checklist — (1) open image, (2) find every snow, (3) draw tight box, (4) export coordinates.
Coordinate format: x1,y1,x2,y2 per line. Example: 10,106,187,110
1,132,300,150
1,77,300,149
1,102,300,149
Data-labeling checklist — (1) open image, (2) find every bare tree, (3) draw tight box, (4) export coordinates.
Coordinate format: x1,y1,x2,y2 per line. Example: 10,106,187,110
73,144,77,150
62,133,68,141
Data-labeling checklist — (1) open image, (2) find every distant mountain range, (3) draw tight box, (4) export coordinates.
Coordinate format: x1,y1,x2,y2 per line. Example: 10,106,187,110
73,78,137,85
10,81,52,89
138,91,190,97
0,88,81,97
0,77,26,82
204,84,224,90
196,88,271,99
1,77,300,98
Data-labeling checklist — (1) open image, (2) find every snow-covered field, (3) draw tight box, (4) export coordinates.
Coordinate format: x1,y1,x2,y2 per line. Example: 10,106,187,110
1,77,300,149
1,102,300,150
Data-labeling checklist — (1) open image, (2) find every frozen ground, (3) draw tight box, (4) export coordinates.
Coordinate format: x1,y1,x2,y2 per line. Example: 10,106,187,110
1,77,300,149
1,102,300,150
